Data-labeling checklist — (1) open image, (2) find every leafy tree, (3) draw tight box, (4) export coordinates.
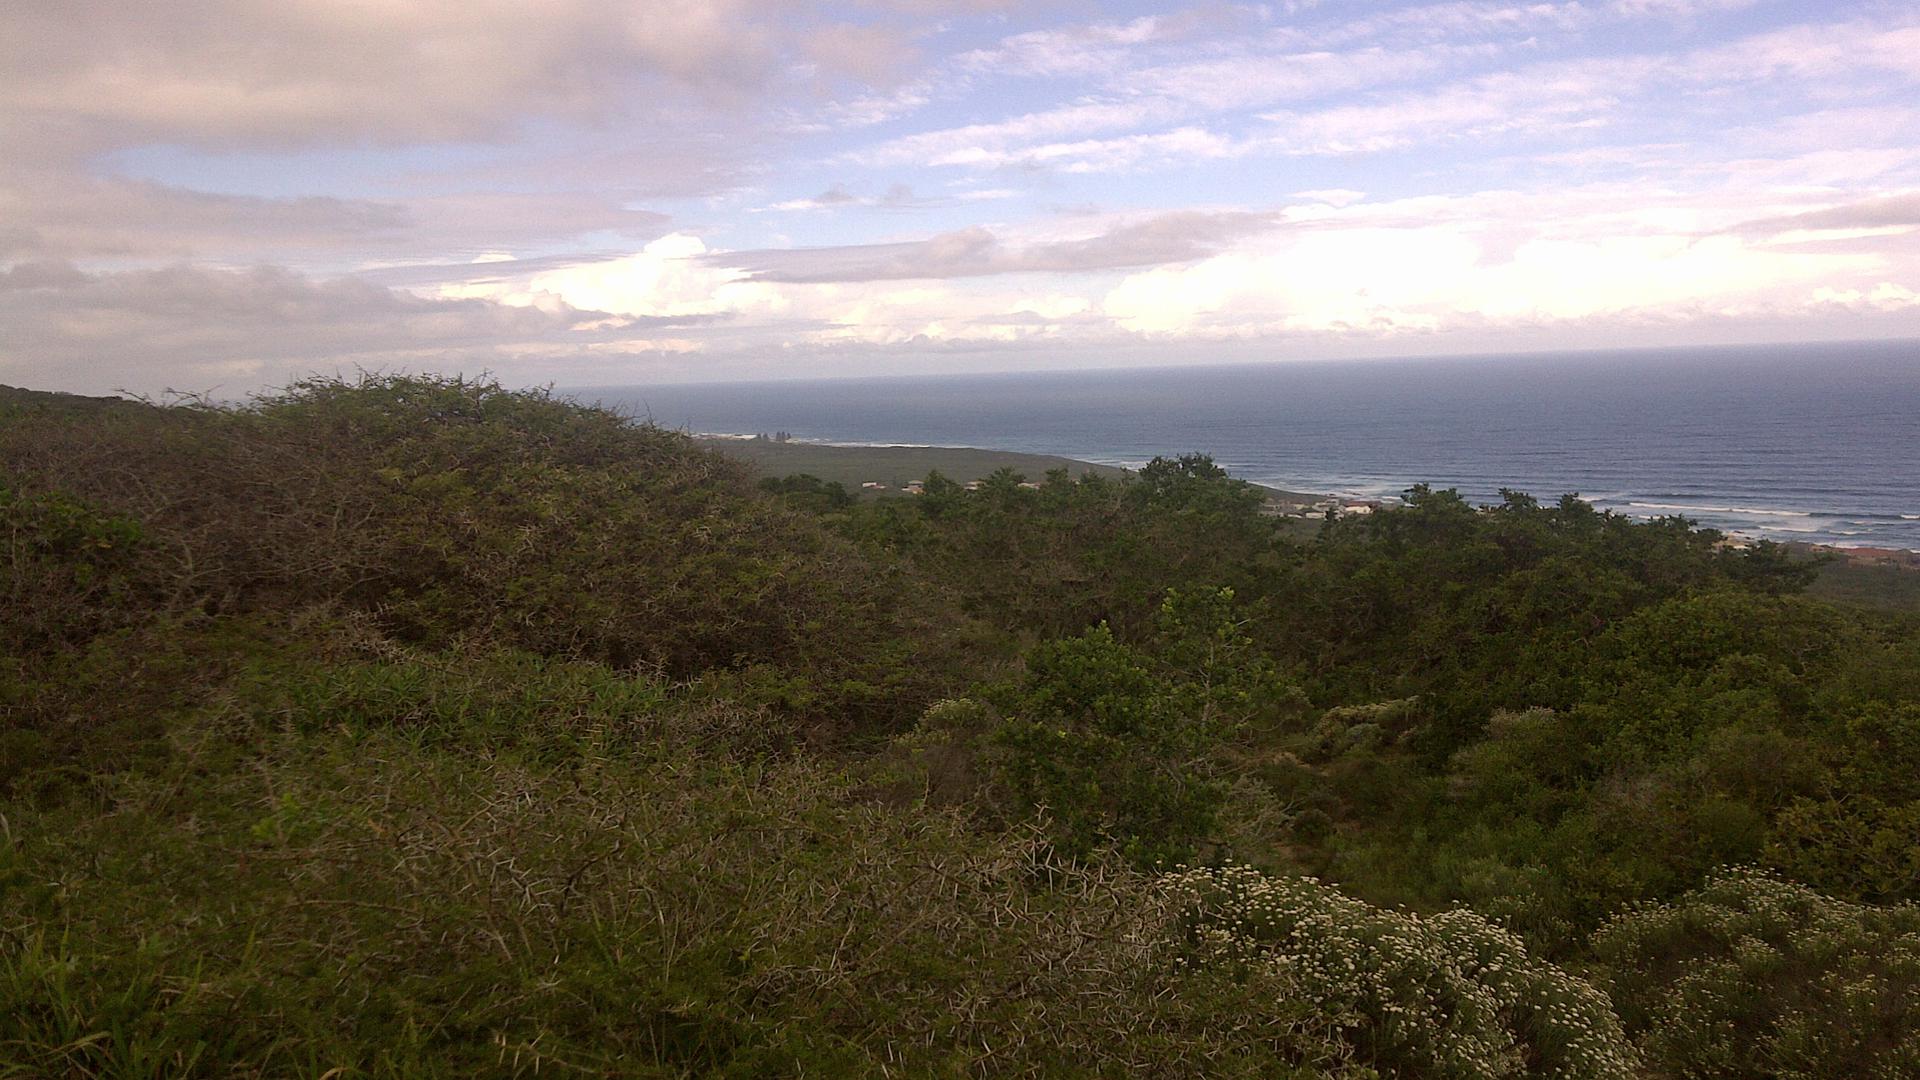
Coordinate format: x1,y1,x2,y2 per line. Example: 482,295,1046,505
991,588,1302,866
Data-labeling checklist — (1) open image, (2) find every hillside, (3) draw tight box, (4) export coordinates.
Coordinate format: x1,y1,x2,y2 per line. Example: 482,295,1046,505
4,376,1918,1078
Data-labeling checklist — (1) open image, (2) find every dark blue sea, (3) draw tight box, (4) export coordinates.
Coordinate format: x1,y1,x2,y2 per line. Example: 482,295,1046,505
578,340,1920,550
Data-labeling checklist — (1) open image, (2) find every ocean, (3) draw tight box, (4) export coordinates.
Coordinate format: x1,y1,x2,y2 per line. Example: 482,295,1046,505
579,340,1920,550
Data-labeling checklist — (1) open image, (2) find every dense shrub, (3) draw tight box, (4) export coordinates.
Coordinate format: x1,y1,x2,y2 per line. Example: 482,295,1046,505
990,588,1304,867
1163,864,1639,1079
1591,867,1920,1079
0,483,157,657
837,454,1283,642
0,375,969,730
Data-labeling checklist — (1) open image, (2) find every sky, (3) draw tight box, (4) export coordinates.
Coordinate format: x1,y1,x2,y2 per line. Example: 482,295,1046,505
3,0,1919,396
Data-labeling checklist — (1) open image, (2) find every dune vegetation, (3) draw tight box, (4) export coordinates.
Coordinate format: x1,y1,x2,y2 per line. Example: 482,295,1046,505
4,375,1917,1077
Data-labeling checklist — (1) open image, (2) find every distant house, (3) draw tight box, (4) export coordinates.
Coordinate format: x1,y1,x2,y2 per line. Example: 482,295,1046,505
903,481,925,495
1839,546,1917,567
861,481,888,491
963,480,985,491
1017,481,1041,490
1340,502,1377,516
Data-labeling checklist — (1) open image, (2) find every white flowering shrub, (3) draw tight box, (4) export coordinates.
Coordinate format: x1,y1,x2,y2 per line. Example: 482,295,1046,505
1159,865,1638,1079
1591,866,1920,1079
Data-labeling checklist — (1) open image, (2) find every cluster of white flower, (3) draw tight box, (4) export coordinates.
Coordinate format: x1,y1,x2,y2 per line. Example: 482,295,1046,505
1590,866,1920,1076
1157,864,1640,1079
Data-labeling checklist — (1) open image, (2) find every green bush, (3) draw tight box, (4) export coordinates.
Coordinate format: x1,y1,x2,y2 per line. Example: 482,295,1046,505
1591,867,1920,1079
991,589,1302,867
1163,864,1638,1078
0,483,156,657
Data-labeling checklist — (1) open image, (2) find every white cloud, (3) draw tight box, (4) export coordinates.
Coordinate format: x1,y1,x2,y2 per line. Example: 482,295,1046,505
1102,189,1895,338
451,233,785,320
1258,59,1638,155
857,100,1175,167
954,16,1169,78
1295,189,1367,207
713,210,1283,282
1809,281,1920,311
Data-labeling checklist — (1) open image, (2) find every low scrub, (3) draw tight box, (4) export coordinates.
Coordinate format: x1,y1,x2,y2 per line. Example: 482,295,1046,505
1,701,1355,1077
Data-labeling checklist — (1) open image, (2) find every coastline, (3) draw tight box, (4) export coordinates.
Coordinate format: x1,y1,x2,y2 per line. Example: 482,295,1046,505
700,436,1920,552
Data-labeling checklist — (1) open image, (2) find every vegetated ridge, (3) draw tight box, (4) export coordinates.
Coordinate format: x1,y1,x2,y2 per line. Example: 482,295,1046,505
3,376,1917,1078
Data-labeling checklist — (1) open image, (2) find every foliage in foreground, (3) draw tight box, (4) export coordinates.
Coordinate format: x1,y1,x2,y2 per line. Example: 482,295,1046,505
0,642,1376,1078
1592,867,1920,1079
1166,865,1638,1079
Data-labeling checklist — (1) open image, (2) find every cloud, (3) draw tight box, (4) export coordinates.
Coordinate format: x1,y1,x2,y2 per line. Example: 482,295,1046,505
852,12,1920,178
1724,193,1920,236
766,186,865,211
1296,189,1368,207
1808,281,1920,312
1100,188,1897,339
2,176,408,259
0,0,923,263
713,211,1284,282
760,184,928,212
1129,43,1478,113
1608,0,1757,15
1306,1,1594,46
857,100,1175,167
954,16,1172,79
881,125,1255,174
0,226,46,258
0,0,876,149
802,22,922,87
857,37,1476,172
1682,18,1920,84
0,168,673,262
447,234,786,321
0,261,706,394
1257,59,1641,156
0,260,92,291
